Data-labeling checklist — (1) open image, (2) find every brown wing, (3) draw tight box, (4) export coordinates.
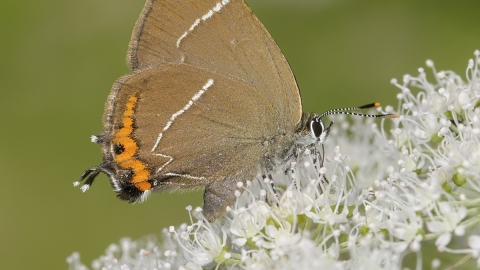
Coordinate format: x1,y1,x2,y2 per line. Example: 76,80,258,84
125,0,302,130
109,64,278,188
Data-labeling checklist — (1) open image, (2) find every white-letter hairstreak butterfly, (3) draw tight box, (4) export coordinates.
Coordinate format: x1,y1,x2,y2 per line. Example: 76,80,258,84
75,0,397,221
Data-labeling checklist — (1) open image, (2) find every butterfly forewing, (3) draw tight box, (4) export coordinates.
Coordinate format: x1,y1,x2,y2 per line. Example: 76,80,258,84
126,0,302,129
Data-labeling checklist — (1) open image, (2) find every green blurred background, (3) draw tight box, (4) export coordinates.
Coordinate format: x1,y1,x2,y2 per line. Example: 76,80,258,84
1,0,479,269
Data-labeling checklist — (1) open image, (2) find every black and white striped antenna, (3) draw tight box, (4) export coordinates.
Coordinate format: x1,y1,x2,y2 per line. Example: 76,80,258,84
318,102,398,119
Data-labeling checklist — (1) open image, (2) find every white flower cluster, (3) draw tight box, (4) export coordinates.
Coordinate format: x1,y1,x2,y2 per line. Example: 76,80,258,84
68,50,480,270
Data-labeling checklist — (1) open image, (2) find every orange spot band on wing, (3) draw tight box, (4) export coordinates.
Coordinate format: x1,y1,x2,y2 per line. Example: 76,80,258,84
113,137,138,161
135,181,152,191
124,96,137,117
115,118,134,137
120,159,147,173
113,92,151,191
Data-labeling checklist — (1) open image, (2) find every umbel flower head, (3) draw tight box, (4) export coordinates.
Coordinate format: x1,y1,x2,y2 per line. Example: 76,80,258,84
68,50,480,270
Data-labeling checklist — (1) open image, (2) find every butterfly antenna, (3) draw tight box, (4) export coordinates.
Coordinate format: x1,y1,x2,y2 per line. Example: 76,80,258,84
318,102,399,119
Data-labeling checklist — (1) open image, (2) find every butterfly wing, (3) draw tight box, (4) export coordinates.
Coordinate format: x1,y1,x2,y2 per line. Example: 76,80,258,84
101,0,303,220
109,64,275,187
125,0,302,128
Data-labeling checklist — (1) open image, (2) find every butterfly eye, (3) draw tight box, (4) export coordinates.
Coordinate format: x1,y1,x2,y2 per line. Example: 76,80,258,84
310,118,324,138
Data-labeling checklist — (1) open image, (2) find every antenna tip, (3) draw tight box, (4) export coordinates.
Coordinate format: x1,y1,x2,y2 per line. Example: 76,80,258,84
358,102,381,109
382,114,400,119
